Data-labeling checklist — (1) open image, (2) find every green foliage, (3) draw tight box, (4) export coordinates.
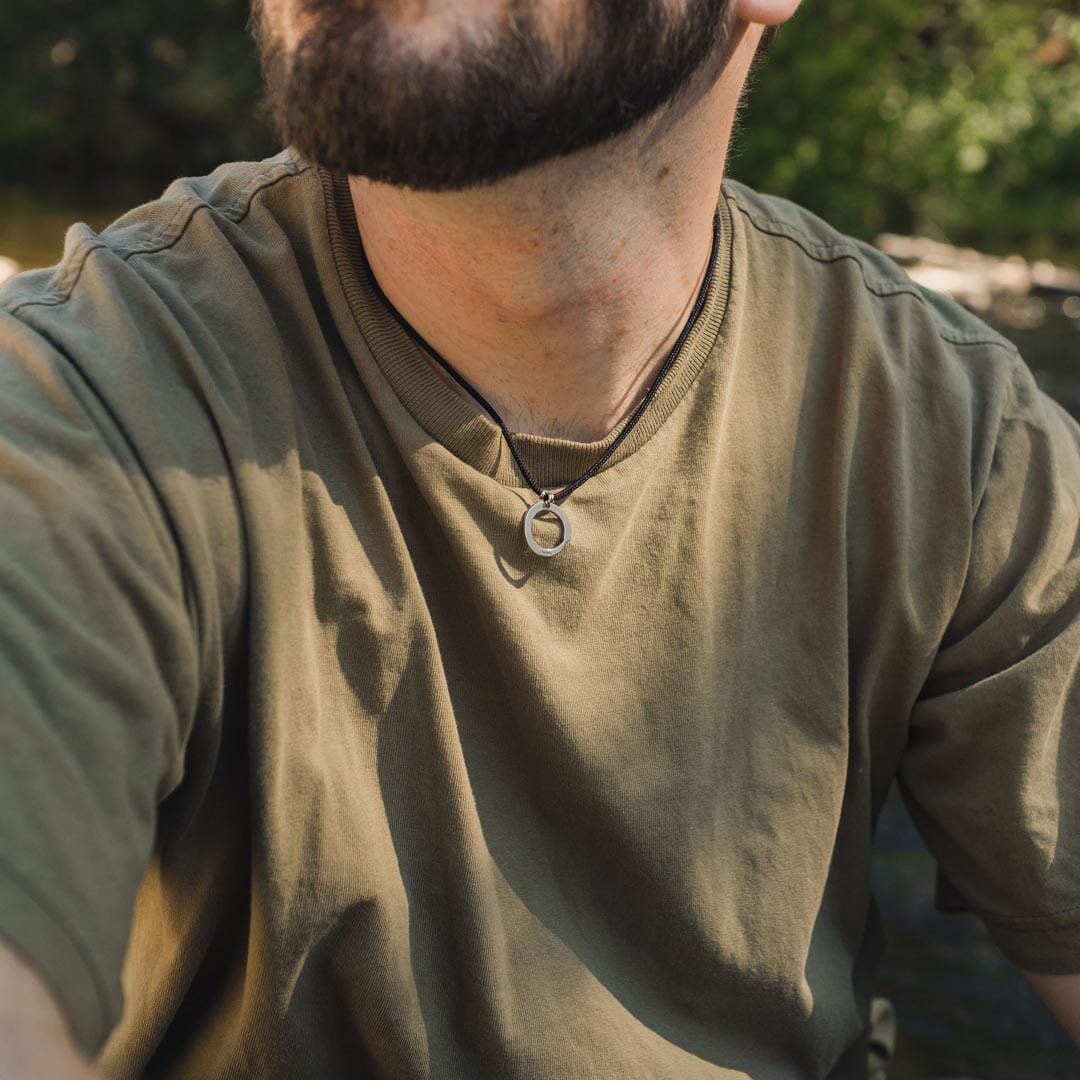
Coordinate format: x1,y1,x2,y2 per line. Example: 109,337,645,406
0,1,1077,256
0,0,275,202
732,2,1080,258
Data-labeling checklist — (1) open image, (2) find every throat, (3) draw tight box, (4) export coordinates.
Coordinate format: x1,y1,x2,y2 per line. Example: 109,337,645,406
350,177,720,449
424,343,667,444
497,401,635,444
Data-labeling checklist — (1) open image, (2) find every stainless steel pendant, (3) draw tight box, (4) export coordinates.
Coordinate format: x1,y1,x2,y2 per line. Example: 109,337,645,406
523,490,571,557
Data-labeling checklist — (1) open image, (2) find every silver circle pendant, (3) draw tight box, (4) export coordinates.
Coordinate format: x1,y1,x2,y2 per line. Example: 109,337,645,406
523,492,571,557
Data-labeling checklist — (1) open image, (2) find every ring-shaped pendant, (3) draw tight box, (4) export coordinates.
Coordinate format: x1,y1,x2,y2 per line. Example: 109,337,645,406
523,492,571,557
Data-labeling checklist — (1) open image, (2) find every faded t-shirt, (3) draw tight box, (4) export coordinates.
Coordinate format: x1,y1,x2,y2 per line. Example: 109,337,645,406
0,150,1078,1079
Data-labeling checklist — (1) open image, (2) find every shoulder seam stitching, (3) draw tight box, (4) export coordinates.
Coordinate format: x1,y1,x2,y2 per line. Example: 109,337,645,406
724,192,1019,357
3,157,314,318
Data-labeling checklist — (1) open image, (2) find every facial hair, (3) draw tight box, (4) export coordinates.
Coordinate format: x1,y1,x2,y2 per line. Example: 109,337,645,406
253,0,736,191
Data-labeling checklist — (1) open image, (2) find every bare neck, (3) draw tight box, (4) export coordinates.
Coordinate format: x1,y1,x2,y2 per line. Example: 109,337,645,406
349,23,757,442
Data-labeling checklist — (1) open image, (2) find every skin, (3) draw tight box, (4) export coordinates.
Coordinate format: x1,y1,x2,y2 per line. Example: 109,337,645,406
0,942,97,1077
3,0,1077,1072
1022,970,1080,1048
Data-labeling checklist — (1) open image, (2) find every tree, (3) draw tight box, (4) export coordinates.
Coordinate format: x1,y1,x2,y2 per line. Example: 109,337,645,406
733,2,1080,258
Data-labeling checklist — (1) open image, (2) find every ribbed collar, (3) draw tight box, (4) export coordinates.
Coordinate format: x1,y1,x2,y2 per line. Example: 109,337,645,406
321,166,733,489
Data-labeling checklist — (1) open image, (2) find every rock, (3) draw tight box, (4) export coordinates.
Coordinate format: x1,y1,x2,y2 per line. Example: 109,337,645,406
876,233,1080,312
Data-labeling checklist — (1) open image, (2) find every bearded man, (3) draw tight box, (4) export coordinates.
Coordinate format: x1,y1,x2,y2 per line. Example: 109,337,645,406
0,2,1078,1077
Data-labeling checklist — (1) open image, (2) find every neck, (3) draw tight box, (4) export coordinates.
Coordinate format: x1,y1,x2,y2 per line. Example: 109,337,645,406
349,21,758,442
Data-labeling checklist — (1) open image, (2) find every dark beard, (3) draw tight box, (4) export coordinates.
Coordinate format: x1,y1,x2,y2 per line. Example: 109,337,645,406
253,0,735,191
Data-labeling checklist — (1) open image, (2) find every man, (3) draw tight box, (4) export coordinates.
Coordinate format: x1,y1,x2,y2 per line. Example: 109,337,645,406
0,1,1078,1076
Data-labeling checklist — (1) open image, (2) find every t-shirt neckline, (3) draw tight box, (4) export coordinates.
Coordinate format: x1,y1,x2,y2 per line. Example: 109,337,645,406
321,166,734,490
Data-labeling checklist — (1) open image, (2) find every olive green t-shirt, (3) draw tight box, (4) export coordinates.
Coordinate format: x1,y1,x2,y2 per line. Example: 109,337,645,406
1,149,1078,1079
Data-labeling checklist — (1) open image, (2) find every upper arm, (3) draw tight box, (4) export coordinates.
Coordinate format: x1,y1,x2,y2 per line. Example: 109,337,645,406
898,353,1080,971
0,310,201,1056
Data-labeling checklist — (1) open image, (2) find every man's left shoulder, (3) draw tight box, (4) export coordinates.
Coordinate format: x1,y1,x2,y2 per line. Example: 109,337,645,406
721,178,1019,359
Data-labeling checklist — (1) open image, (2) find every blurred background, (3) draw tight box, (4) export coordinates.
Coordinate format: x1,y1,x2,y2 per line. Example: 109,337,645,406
1,1,1078,1077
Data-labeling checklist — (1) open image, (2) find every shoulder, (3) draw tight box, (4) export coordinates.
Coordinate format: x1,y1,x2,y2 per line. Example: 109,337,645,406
0,159,307,671
0,153,323,547
721,178,1020,359
718,180,1043,531
0,149,325,474
720,178,1025,475
0,149,316,321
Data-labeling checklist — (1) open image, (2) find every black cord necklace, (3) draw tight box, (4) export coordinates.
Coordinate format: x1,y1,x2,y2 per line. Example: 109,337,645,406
360,208,721,557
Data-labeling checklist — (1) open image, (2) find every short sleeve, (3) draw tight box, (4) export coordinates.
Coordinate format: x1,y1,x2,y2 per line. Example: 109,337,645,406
0,311,200,1054
899,353,1080,974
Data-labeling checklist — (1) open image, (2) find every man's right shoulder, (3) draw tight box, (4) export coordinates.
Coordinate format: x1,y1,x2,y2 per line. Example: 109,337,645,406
0,156,313,688
0,148,322,482
0,149,314,321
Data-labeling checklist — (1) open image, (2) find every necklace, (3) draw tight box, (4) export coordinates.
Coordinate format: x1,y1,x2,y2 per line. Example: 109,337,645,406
360,208,721,557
